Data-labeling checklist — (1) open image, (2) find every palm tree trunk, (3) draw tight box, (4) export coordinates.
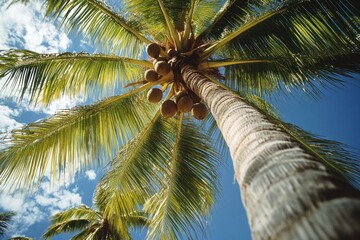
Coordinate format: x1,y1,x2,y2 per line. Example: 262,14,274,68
180,63,360,239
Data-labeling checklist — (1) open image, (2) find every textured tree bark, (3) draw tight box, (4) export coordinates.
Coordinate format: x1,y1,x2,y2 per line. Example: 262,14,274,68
180,63,360,240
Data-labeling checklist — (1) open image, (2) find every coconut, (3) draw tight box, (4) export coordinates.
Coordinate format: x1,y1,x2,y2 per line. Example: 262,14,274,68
153,57,167,67
161,100,177,118
175,91,188,103
191,103,208,120
167,48,177,58
155,61,171,76
144,69,158,82
147,88,163,103
146,43,161,58
177,95,193,113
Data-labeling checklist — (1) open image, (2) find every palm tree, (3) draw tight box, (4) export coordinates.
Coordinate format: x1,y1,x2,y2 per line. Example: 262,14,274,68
42,201,147,240
0,211,15,237
0,0,359,239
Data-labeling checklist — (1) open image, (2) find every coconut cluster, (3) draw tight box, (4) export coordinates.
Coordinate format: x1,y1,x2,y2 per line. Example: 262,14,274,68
145,43,208,120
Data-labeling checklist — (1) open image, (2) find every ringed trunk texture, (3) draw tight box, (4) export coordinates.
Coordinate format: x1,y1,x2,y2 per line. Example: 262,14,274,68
180,64,360,239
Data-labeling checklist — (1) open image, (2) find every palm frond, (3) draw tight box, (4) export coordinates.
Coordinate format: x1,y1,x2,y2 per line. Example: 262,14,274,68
279,121,360,187
0,211,15,236
212,0,359,60
197,0,265,41
42,205,99,239
0,49,152,105
157,0,182,50
123,0,192,42
70,225,101,240
222,52,360,97
191,0,222,36
95,111,174,214
183,0,196,48
202,0,305,58
145,116,219,240
0,90,157,190
45,0,150,56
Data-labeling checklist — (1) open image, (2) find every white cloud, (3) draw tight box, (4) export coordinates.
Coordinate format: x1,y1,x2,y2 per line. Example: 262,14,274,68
85,170,97,180
0,104,23,132
0,0,83,121
0,1,71,52
0,179,82,237
0,2,86,237
30,95,85,115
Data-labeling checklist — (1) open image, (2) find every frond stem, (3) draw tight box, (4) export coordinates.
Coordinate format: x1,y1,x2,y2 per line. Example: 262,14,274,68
183,0,196,49
157,0,182,51
13,54,153,68
199,59,272,69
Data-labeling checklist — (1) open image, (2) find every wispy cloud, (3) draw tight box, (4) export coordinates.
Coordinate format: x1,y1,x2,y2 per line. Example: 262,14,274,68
0,104,23,132
0,1,70,52
85,170,97,181
0,1,82,114
0,179,82,237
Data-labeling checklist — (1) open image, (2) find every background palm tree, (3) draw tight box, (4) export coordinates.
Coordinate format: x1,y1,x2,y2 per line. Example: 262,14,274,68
42,198,147,240
0,211,15,237
0,0,359,239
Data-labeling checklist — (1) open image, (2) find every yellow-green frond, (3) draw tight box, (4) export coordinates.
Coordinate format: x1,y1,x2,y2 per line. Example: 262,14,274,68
0,49,152,105
209,0,359,61
145,117,219,240
0,91,157,190
45,0,150,56
221,53,360,98
123,0,193,42
96,111,175,214
202,1,296,58
192,0,222,36
42,205,100,239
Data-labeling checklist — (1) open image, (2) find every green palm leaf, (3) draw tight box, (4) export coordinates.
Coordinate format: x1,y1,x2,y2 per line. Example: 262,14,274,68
0,211,15,236
0,49,152,105
210,0,359,59
96,112,174,215
220,52,360,97
42,205,99,239
123,0,192,41
45,0,150,56
197,0,268,40
144,116,219,240
191,0,222,36
0,90,157,190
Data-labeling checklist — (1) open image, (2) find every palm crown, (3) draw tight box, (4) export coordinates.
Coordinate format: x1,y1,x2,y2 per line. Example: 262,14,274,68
0,0,359,239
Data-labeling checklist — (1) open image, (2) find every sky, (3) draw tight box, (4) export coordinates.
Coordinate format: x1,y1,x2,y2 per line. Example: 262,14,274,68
0,1,359,240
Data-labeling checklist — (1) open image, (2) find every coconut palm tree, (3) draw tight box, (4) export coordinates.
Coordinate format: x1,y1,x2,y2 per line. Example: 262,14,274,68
42,201,147,240
0,0,360,239
0,211,15,237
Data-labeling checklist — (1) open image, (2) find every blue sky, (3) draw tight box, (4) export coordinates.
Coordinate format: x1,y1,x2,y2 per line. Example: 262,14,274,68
0,1,359,240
